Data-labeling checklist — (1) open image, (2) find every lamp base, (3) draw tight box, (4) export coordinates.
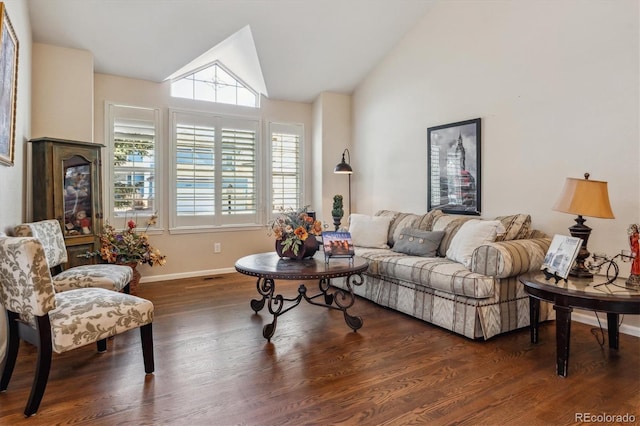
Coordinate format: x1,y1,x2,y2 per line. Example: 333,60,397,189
569,264,593,279
568,215,593,279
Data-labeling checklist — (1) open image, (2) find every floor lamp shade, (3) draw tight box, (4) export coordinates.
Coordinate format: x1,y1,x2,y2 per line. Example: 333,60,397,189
334,149,353,174
334,149,353,219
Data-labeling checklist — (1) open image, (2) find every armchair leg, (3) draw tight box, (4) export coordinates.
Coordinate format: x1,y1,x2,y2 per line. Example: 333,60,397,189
140,323,154,374
0,311,20,391
97,339,107,353
24,316,53,417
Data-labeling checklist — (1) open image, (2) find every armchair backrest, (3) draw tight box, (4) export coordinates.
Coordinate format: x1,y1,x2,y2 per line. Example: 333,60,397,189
0,237,57,324
14,220,68,268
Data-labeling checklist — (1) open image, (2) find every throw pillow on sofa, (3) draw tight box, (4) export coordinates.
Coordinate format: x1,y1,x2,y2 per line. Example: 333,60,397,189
392,228,445,257
446,219,502,268
431,214,475,256
494,214,532,241
349,213,393,248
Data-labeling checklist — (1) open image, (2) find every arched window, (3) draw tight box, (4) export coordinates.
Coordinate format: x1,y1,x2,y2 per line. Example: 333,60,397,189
170,62,258,107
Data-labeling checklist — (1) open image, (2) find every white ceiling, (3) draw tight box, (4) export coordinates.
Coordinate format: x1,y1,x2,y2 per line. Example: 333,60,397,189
27,0,435,103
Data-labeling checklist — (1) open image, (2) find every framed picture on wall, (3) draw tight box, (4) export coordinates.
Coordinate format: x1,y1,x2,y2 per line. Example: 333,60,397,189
427,118,481,215
0,2,19,166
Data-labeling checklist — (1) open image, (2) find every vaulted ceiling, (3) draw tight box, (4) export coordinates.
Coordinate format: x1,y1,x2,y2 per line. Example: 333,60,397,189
27,0,435,103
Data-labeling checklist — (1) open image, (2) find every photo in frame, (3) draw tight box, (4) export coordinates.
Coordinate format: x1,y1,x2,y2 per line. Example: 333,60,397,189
541,234,582,279
0,2,18,166
427,118,481,215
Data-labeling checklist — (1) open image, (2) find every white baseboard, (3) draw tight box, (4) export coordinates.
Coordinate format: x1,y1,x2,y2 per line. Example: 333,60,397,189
139,267,237,284
572,311,640,338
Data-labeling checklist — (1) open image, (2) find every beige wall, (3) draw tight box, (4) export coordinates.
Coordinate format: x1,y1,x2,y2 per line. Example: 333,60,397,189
31,43,93,141
0,0,31,232
312,92,352,227
0,0,32,368
93,73,315,280
352,0,640,333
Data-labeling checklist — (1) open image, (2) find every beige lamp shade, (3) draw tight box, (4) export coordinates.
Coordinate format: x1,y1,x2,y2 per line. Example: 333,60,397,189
552,176,614,219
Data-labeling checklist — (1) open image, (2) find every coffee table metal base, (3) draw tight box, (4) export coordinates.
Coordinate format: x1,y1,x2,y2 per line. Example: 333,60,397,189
251,276,363,341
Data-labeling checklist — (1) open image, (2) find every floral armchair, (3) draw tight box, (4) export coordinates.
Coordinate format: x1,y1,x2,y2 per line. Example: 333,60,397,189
14,219,133,293
0,236,154,416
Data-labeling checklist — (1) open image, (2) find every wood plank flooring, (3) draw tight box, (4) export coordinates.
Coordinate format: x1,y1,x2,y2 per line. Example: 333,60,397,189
0,273,638,425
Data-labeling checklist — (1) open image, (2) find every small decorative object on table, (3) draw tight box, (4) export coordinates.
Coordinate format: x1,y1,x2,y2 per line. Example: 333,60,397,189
97,213,167,293
331,195,344,231
322,231,355,263
626,223,640,288
541,234,582,283
269,206,322,260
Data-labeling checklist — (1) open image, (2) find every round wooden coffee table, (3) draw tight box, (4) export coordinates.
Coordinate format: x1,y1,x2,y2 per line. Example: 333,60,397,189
235,252,368,341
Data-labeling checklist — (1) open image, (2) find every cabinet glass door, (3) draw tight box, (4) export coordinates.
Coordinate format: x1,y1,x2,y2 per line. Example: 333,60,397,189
62,156,94,237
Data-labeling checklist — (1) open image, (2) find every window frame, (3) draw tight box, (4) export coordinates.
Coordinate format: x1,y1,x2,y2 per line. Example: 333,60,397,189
268,122,305,221
104,102,163,232
170,61,260,108
169,108,263,233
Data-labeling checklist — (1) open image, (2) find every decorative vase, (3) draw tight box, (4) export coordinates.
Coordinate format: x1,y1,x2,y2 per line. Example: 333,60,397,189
275,237,319,260
122,262,142,295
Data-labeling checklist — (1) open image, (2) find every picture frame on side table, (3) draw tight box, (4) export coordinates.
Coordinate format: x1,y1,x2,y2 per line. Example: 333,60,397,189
427,118,481,215
542,234,582,280
0,2,19,166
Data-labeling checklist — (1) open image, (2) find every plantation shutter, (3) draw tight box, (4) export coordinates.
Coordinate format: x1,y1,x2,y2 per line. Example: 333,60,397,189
112,109,157,216
171,110,260,228
221,127,257,216
175,123,215,217
271,124,302,212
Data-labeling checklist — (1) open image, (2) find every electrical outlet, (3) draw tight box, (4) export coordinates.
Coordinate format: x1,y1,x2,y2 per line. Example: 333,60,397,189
214,243,221,253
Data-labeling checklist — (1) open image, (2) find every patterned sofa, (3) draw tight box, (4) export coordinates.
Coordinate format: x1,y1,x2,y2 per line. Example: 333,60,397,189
334,210,554,340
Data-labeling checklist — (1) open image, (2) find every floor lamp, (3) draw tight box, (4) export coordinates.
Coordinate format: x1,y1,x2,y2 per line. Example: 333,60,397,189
334,149,353,217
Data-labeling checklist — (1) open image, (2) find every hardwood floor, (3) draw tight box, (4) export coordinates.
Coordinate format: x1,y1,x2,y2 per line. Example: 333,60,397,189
0,273,638,425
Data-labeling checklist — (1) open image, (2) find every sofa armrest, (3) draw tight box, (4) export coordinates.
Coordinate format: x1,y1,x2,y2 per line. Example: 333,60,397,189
471,238,551,278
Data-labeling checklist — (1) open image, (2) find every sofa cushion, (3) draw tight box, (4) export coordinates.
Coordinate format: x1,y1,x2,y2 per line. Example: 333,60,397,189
392,228,444,257
354,247,496,299
494,214,532,242
446,219,502,268
375,210,446,247
414,209,444,232
349,213,392,248
431,214,475,256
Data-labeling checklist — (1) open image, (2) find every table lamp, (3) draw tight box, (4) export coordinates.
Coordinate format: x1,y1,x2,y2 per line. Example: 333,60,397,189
552,173,615,278
334,149,353,217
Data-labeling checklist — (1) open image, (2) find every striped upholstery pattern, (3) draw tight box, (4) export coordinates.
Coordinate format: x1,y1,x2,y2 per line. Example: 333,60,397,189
494,214,532,242
339,211,553,340
414,209,444,231
375,209,445,247
335,270,553,340
431,215,475,256
356,247,495,298
472,238,550,279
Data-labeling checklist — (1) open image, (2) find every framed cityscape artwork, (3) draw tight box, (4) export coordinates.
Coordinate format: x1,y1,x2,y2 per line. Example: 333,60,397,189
427,118,481,215
0,2,18,166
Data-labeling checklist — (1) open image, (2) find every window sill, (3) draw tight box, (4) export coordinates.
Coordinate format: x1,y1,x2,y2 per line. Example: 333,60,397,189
168,224,265,235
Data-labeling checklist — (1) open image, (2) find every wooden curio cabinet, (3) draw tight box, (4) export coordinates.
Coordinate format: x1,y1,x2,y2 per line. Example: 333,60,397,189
30,137,105,268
